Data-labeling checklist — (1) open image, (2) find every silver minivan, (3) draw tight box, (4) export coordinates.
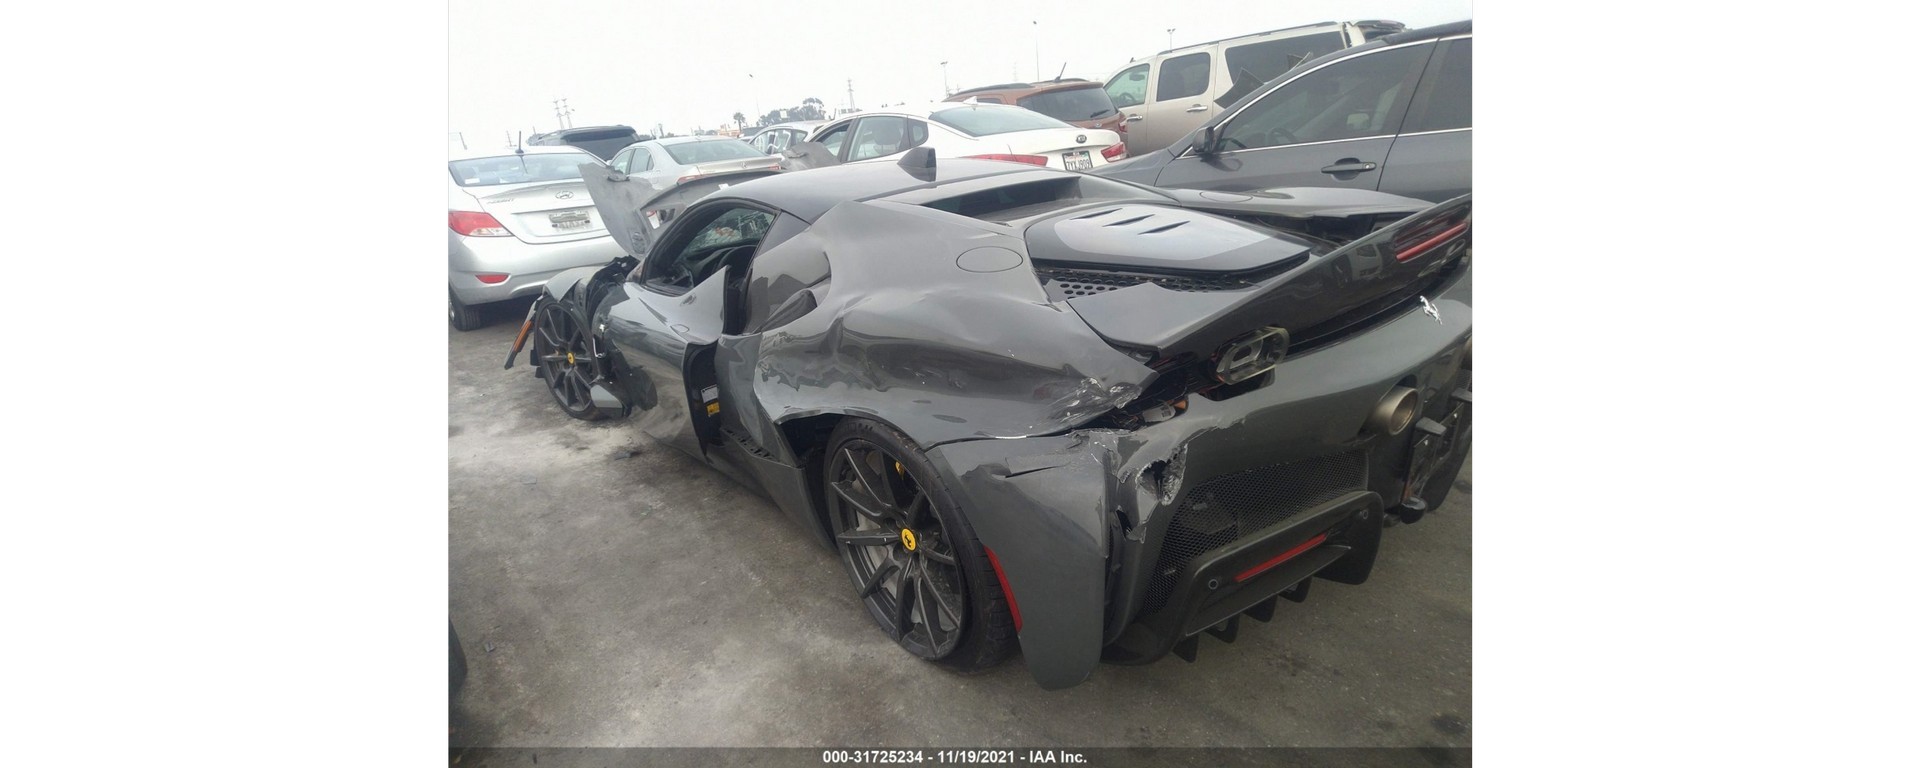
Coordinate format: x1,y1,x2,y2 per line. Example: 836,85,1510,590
1102,20,1403,154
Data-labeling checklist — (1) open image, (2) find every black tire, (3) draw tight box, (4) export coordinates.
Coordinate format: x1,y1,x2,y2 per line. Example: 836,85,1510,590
823,418,1016,673
449,290,485,331
529,300,607,421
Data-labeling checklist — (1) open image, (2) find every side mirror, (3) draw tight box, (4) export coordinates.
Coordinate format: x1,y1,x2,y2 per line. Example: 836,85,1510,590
1195,125,1219,156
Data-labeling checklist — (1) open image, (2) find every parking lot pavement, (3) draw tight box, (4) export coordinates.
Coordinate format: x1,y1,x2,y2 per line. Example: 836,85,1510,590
450,302,1471,748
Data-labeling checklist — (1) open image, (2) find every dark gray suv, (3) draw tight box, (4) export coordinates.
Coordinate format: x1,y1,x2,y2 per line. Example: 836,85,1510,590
1094,21,1469,202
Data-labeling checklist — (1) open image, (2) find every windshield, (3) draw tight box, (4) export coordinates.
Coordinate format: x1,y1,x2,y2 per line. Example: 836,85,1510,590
447,153,600,187
663,140,765,165
1018,86,1117,121
930,106,1073,136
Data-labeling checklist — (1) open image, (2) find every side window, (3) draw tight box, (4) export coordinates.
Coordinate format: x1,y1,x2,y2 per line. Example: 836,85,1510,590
849,116,909,161
1217,44,1430,151
633,147,655,172
1106,64,1149,108
610,149,632,173
1154,52,1210,102
814,122,853,158
749,133,770,152
1404,38,1471,133
645,205,778,292
905,120,928,149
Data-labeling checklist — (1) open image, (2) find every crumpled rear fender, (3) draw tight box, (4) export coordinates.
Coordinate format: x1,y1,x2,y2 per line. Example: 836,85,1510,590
926,432,1124,690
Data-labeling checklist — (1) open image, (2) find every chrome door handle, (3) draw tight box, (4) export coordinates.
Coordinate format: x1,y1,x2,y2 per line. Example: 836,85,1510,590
1185,105,1207,113
1125,114,1144,122
1320,161,1379,174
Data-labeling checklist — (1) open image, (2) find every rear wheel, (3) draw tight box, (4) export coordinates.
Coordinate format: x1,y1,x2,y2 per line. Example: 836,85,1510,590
449,290,484,331
824,418,1016,672
531,301,606,421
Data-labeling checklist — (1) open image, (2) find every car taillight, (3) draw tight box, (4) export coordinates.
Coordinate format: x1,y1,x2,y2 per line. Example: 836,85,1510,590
1101,143,1127,161
448,210,509,237
964,154,1050,166
474,273,509,284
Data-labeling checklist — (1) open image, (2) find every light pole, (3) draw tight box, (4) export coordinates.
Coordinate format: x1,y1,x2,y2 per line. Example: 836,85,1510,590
1032,21,1041,82
1166,28,1175,50
941,60,950,96
748,73,760,121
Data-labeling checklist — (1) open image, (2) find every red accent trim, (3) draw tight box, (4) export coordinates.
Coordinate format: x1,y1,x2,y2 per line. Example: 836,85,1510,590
963,153,1050,166
983,546,1022,632
1233,533,1329,583
1395,221,1469,262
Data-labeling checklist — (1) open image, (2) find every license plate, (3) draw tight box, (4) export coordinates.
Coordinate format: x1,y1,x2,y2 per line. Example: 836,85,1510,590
1064,150,1092,171
549,210,591,230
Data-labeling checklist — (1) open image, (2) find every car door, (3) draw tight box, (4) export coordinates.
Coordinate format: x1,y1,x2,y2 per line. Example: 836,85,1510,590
1140,51,1215,152
595,201,781,459
1154,41,1434,194
1105,62,1151,146
1378,36,1471,201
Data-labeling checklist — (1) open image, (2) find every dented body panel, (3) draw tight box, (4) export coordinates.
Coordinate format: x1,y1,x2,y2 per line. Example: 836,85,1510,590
530,155,1472,688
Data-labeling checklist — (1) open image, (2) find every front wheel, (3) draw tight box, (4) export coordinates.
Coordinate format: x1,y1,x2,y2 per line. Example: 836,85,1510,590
530,301,606,421
823,418,1016,672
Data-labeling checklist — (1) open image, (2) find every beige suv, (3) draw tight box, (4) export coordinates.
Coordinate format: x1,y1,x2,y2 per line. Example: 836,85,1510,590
1103,20,1403,154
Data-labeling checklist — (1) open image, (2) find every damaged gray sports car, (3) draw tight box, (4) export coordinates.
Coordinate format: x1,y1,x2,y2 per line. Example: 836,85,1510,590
507,148,1471,689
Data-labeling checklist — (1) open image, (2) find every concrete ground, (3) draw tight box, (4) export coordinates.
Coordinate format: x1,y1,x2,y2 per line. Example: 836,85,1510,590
450,300,1471,749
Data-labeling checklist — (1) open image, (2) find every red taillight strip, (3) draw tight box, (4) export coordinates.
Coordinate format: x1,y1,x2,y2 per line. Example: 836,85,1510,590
1233,532,1329,583
1394,221,1469,263
983,546,1023,632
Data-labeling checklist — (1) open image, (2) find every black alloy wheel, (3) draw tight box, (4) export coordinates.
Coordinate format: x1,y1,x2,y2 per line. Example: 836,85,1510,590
822,418,1017,672
828,437,970,660
531,301,606,421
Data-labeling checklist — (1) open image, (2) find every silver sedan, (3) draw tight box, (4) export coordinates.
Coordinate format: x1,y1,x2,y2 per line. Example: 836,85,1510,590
605,136,783,188
447,146,626,330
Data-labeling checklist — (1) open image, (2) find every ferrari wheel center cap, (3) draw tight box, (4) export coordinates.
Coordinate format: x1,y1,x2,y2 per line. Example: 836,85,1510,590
900,528,918,551
566,351,576,365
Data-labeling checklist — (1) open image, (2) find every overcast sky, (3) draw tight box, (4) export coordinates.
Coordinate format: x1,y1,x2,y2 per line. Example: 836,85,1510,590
449,0,1470,148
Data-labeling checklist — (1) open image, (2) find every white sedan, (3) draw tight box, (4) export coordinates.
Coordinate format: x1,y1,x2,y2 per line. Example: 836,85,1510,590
798,102,1126,171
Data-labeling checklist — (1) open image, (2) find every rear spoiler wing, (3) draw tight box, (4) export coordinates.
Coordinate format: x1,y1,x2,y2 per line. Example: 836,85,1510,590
1064,192,1471,360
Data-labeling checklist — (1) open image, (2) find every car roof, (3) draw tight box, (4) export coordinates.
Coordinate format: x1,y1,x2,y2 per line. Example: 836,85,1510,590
447,144,601,162
709,155,1048,221
946,79,1098,102
1150,20,1349,58
654,135,747,146
821,102,1036,123
763,120,824,131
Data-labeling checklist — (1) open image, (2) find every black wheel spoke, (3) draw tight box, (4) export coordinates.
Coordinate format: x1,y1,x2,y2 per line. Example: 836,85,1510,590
843,447,901,513
915,561,953,638
891,570,917,638
831,480,892,524
901,491,928,527
837,529,900,548
920,545,956,567
857,561,898,598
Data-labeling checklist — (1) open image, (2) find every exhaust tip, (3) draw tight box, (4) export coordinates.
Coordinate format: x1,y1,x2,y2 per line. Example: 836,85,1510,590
1368,386,1419,435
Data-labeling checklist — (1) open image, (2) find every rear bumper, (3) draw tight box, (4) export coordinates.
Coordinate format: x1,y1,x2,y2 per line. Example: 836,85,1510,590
926,260,1472,689
448,231,624,306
